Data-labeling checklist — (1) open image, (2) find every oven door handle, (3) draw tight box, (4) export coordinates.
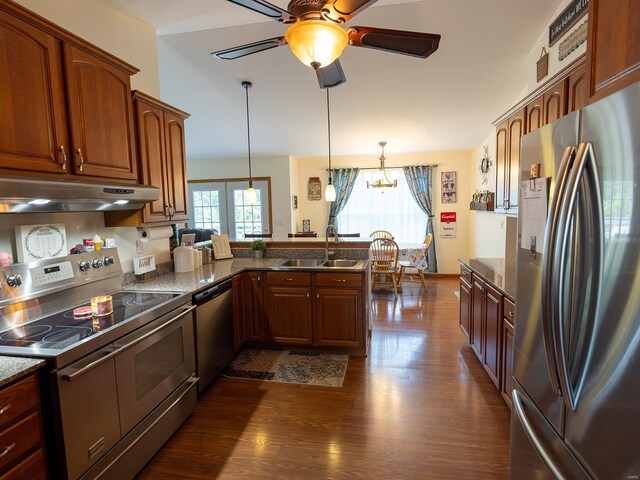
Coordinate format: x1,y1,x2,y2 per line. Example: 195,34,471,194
63,346,123,382
117,305,196,352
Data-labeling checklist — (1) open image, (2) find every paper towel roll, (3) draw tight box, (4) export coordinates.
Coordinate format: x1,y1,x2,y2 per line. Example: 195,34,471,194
138,226,173,242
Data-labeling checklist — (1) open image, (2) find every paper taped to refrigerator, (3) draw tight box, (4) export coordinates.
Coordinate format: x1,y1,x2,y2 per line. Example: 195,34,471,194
520,178,549,253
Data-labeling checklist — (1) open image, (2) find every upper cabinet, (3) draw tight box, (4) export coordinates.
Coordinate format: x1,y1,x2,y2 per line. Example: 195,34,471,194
105,92,190,227
495,108,525,213
0,2,139,181
568,63,588,112
586,0,640,102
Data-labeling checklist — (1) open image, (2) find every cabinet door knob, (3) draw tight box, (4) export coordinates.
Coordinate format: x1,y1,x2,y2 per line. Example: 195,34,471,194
59,145,67,170
168,205,176,217
76,148,85,172
333,279,346,283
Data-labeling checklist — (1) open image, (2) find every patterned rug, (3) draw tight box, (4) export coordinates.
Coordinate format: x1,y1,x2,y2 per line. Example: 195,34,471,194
224,349,348,387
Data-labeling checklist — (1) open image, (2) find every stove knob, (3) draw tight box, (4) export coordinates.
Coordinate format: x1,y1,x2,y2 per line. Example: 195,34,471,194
79,261,91,272
6,274,22,288
103,256,115,267
92,258,103,269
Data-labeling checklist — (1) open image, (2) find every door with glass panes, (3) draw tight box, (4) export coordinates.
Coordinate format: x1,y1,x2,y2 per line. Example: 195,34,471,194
188,180,270,238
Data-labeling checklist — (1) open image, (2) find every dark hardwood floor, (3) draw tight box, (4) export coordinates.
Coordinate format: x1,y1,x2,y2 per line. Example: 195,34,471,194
138,277,511,479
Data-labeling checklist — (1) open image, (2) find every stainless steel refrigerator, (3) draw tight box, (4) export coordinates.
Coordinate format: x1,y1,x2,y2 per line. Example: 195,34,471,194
510,80,640,479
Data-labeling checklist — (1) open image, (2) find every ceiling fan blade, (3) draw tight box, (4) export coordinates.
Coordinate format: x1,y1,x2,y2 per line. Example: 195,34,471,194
346,27,441,58
212,37,287,60
322,0,379,24
226,0,296,23
316,60,347,89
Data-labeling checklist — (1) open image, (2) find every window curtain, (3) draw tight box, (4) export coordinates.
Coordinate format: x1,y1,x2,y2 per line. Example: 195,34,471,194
327,168,360,230
403,165,438,273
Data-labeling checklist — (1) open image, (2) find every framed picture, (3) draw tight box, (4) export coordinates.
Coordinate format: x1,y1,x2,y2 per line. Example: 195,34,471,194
292,195,298,209
308,177,322,201
441,171,457,203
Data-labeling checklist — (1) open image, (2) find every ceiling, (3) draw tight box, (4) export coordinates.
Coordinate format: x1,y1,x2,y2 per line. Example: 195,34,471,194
105,0,561,161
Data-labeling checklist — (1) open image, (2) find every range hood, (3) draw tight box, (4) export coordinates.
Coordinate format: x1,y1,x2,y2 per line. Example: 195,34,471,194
0,175,160,213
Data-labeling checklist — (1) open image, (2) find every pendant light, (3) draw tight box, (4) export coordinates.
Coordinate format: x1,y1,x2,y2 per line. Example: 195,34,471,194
242,80,257,205
325,88,336,202
366,141,398,191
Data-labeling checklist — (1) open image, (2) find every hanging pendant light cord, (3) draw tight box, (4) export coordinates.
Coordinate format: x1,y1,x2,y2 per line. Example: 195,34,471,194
327,88,332,184
243,81,253,187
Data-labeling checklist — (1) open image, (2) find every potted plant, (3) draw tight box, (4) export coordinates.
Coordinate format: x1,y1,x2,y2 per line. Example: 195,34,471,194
250,239,266,259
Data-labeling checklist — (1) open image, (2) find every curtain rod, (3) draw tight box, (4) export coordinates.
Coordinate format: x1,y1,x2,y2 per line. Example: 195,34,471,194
326,164,438,171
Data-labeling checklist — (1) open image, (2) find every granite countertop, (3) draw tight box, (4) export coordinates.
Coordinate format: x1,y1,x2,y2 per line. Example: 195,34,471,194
0,356,45,389
126,256,369,295
230,237,371,244
458,257,516,300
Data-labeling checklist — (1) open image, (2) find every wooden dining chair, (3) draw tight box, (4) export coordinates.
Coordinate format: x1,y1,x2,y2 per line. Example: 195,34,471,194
369,230,394,239
370,238,401,297
398,233,433,291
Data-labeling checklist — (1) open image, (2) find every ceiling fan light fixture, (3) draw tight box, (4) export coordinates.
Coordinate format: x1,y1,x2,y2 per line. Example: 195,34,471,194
285,20,348,68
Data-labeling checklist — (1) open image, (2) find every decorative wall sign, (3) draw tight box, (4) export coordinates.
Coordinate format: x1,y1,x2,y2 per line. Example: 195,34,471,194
308,177,322,201
440,212,457,238
292,195,298,209
302,219,311,232
15,224,67,262
549,0,589,47
441,171,457,203
559,19,588,61
536,48,549,82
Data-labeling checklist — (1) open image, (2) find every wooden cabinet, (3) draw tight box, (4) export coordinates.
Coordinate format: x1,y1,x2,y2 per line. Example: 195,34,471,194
232,274,246,352
63,44,137,181
265,285,313,345
244,272,265,342
542,80,568,125
586,0,640,102
315,273,363,348
0,374,47,479
483,283,502,389
525,94,544,134
501,297,516,409
470,278,485,361
495,108,524,213
568,63,588,112
105,92,189,227
459,265,472,340
0,2,139,181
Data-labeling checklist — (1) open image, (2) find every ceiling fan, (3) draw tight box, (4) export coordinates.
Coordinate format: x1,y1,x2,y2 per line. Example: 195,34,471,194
211,0,441,88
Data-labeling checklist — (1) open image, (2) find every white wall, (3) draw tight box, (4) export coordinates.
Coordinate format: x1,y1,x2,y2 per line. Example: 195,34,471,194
1,1,165,273
15,0,160,96
468,0,588,261
294,151,472,274
187,156,294,239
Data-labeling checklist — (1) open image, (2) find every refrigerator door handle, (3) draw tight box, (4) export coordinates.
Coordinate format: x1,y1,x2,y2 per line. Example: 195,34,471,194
555,142,604,412
541,145,576,394
512,388,568,480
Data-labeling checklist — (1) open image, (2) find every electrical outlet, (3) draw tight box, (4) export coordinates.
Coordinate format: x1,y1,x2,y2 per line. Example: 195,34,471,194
136,240,144,254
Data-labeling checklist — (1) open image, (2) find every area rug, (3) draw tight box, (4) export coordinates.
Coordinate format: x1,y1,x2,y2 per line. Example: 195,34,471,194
224,349,348,387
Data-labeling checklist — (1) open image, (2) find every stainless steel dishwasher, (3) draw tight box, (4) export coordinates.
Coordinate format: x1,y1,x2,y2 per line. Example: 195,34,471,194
193,279,235,393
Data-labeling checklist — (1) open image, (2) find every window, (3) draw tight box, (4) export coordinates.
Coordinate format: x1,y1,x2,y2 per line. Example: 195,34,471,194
188,179,271,238
338,170,427,242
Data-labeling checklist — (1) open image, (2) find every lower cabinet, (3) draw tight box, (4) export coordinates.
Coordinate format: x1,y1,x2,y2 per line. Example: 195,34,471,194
234,270,367,354
459,261,514,407
232,274,246,352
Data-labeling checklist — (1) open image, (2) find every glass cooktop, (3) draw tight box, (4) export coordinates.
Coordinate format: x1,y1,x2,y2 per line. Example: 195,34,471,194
0,291,183,351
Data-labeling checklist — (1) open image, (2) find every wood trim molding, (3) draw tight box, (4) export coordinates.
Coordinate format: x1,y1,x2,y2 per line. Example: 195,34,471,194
132,91,190,119
493,54,586,126
1,0,139,74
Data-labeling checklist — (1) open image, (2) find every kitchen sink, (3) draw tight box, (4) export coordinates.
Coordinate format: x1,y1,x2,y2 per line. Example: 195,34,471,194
279,259,324,267
321,259,359,268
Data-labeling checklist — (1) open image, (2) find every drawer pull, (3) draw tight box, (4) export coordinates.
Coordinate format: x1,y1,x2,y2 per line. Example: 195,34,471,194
0,443,15,458
76,148,85,172
333,279,346,283
59,145,67,169
0,404,10,416
282,278,294,281
462,270,470,275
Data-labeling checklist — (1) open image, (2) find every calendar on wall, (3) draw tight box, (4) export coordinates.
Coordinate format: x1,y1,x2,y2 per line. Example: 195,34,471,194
15,224,68,263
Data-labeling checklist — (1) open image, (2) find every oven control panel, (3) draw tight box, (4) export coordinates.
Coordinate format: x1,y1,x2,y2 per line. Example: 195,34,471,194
30,261,74,286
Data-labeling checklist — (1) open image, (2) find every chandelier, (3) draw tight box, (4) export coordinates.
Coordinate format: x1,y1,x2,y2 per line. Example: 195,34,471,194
367,141,397,190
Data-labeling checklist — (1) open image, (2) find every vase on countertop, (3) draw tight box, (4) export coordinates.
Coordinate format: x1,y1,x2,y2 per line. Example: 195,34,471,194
254,250,264,260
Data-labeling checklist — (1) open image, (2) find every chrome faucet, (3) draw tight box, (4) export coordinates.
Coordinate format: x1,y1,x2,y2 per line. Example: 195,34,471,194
325,224,339,261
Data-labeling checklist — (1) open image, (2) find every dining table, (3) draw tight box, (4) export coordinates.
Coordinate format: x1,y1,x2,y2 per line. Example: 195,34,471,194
396,242,429,271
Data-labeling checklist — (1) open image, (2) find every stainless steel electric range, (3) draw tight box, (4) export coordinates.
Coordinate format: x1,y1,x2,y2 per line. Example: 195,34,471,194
0,250,198,480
